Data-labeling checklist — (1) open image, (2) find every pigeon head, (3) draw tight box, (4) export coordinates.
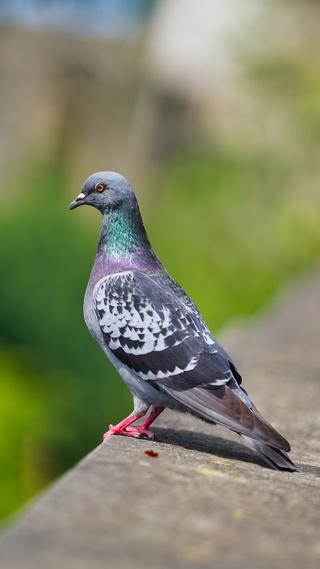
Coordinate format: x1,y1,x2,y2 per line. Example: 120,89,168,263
70,171,136,214
69,171,160,267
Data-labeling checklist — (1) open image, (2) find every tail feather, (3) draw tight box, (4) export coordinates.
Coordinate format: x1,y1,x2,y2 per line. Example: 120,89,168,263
160,383,296,471
241,435,297,471
162,384,289,450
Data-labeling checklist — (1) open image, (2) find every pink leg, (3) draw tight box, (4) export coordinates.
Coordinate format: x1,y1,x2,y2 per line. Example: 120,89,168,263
126,406,164,437
103,406,164,442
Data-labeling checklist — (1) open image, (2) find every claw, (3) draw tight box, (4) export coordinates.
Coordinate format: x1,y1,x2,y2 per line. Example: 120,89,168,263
126,427,155,439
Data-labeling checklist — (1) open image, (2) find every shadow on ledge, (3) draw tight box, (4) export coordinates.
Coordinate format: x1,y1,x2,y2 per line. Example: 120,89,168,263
153,427,320,477
153,426,267,469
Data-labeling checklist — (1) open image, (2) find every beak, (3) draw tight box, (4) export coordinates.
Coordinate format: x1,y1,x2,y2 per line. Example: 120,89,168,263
69,192,86,210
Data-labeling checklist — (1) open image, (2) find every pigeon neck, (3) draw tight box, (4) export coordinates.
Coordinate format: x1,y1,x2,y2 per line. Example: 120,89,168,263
97,203,161,272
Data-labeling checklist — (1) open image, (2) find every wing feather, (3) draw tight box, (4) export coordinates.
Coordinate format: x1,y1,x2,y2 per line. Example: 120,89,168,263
94,270,233,386
94,270,292,455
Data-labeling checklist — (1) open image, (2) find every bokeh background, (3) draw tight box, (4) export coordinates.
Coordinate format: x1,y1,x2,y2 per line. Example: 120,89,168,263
1,0,320,522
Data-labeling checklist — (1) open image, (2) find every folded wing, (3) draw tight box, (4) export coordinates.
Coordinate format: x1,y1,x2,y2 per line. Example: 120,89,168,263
94,269,292,459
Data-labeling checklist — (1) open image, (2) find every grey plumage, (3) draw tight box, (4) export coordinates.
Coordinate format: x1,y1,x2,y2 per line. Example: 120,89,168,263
70,171,296,471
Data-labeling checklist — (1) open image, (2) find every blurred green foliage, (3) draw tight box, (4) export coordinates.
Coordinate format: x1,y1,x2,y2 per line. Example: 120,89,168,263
149,149,319,341
0,165,132,521
0,348,50,518
150,151,291,329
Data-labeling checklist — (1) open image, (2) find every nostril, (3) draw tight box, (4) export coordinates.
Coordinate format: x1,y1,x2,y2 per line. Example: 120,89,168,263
69,192,86,211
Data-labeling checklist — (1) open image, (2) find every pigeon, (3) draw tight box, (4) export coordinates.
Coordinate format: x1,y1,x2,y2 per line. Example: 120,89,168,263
70,171,296,471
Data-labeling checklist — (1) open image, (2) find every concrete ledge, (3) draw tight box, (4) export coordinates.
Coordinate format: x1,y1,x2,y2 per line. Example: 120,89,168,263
1,269,320,569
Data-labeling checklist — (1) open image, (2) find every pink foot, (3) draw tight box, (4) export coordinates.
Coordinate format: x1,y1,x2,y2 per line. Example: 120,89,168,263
103,424,154,441
103,406,164,442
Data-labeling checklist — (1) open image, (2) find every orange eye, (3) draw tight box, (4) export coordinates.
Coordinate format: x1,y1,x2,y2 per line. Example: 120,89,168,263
95,182,106,192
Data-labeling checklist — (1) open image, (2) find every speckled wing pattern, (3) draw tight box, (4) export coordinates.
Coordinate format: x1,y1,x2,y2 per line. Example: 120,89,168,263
93,270,293,452
93,270,235,389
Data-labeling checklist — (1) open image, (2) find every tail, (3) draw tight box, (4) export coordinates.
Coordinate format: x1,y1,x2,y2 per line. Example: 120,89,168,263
241,435,297,471
160,383,297,471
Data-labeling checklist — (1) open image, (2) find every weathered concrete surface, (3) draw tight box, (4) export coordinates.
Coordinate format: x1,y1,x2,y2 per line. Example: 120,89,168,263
1,268,320,569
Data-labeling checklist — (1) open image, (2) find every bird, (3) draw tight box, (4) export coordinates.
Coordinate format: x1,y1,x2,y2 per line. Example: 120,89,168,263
70,171,296,471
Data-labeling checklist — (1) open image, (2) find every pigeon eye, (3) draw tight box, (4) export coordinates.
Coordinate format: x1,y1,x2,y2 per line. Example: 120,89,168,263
95,183,106,193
